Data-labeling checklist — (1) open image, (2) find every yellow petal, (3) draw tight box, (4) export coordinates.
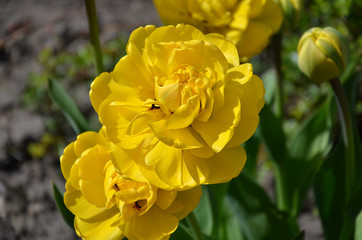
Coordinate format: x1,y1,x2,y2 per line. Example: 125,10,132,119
192,88,241,152
227,114,260,148
145,24,205,51
184,145,246,184
149,119,204,149
64,186,107,220
168,186,202,220
89,72,112,113
60,142,77,180
147,141,198,188
127,25,156,54
113,54,154,101
155,189,177,210
166,95,200,129
99,101,147,144
124,206,178,240
78,146,108,207
153,0,190,26
74,211,123,240
205,33,240,67
256,0,283,33
74,131,106,157
236,21,273,59
110,142,148,183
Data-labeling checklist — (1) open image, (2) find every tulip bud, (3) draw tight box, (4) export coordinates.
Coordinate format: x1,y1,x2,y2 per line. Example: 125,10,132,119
297,26,349,84
277,0,302,29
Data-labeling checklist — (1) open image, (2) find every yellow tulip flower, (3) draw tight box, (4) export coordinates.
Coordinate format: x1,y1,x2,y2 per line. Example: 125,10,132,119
297,26,349,84
90,24,265,190
153,0,283,61
61,128,201,240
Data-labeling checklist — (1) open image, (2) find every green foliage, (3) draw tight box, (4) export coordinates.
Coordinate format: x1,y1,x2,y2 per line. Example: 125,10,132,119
48,79,92,134
52,182,75,229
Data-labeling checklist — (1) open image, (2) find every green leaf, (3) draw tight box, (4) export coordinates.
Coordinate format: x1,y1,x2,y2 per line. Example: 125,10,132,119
48,79,92,134
208,183,230,238
194,186,213,236
260,68,277,105
355,210,362,240
171,221,194,240
52,182,74,229
243,135,260,178
314,141,345,240
226,173,299,240
257,102,287,166
346,183,362,219
293,231,305,240
286,101,332,215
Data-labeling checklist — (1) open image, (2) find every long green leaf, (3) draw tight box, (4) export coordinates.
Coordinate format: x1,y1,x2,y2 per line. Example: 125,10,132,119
286,101,332,215
293,231,305,240
52,182,74,229
48,79,91,134
355,211,362,240
194,186,213,236
227,173,299,240
257,102,287,166
314,141,345,240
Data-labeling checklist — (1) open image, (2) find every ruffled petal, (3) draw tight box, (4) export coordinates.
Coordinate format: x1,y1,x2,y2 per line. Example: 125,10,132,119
149,119,204,149
78,146,108,207
205,33,240,67
74,211,123,240
64,185,107,220
60,142,77,180
255,0,283,33
184,145,246,184
236,21,273,59
99,101,147,144
125,206,178,240
148,141,198,188
113,54,155,101
168,186,202,220
74,131,106,157
127,25,156,54
192,87,241,152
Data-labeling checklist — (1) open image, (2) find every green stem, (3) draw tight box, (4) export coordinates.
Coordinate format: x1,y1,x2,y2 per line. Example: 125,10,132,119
330,78,356,201
274,165,289,212
186,212,205,240
85,0,104,75
330,78,356,240
273,32,284,119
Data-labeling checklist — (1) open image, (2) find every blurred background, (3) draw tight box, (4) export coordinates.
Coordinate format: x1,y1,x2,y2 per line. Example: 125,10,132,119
0,0,360,239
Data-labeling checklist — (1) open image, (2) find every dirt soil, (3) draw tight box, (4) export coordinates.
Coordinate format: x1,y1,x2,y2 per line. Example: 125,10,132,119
0,0,322,239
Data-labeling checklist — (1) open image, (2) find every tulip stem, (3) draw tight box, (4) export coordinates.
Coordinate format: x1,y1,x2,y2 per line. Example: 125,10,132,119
186,212,205,240
330,78,356,201
273,32,284,119
330,78,356,240
85,0,104,75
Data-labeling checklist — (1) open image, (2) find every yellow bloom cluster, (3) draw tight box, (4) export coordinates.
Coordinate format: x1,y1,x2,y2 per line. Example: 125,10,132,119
61,128,201,239
153,0,283,60
90,24,264,190
61,24,264,240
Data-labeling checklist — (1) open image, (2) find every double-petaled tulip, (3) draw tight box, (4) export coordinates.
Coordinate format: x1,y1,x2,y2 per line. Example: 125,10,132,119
61,129,201,240
297,26,349,84
90,24,265,190
153,0,283,61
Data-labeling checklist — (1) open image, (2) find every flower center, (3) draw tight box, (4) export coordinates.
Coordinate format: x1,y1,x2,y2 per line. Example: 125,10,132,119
155,64,214,115
104,162,156,222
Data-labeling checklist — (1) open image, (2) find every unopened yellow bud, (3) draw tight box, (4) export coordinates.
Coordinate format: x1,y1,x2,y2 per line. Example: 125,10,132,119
297,26,349,84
